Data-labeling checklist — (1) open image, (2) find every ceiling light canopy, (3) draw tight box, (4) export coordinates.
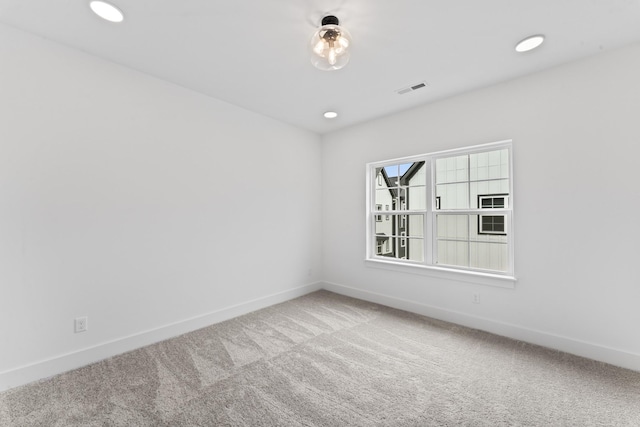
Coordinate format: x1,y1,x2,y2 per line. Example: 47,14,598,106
90,1,124,23
310,16,352,71
323,111,338,119
515,35,545,52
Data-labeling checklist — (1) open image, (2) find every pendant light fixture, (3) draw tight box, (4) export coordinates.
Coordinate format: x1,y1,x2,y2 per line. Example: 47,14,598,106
310,15,352,71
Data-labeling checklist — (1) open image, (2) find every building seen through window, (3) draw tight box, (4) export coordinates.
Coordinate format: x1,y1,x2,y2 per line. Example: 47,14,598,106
374,161,426,262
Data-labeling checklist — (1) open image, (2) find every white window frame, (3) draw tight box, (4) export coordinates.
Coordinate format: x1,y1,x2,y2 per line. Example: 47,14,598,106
365,140,516,288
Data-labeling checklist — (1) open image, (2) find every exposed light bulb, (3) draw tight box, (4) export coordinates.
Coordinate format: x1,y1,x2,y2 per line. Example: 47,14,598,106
310,16,352,71
313,40,325,55
328,48,337,65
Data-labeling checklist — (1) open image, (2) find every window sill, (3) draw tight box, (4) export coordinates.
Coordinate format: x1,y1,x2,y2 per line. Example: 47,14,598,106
364,258,516,289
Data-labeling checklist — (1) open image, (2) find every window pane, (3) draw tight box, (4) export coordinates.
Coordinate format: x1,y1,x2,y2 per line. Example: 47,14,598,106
377,162,427,211
470,215,508,242
406,238,424,261
375,235,393,257
377,186,428,211
376,215,423,238
470,149,508,181
475,214,507,236
383,165,399,183
485,216,504,233
471,182,510,208
436,182,469,209
399,163,413,178
375,214,394,235
470,242,508,272
399,161,426,186
435,214,508,271
436,214,469,267
374,236,423,262
375,189,395,209
436,214,468,240
406,214,424,237
436,240,469,268
375,167,388,188
436,155,468,184
407,186,427,209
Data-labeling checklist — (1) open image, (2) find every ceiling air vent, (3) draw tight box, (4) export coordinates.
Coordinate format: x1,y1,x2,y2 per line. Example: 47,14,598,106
396,81,428,95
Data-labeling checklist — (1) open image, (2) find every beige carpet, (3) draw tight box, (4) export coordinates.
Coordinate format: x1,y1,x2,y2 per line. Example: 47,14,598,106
1,290,639,426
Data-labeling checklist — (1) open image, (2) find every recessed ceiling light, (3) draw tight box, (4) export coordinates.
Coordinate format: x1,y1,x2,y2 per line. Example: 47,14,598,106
90,1,124,23
515,35,545,53
324,111,338,119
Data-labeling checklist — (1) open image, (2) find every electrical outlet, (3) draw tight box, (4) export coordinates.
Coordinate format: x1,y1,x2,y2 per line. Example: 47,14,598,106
74,316,88,333
473,293,481,304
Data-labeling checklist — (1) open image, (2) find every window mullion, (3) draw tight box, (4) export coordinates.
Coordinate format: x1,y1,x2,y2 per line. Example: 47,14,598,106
467,154,471,268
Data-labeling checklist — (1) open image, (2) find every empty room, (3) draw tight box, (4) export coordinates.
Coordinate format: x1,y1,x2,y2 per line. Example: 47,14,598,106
1,0,639,425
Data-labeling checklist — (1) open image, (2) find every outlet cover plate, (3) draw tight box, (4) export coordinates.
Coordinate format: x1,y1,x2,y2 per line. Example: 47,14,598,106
74,316,88,333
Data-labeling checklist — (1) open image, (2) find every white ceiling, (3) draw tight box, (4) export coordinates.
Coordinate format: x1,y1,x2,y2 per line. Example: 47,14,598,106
1,0,640,134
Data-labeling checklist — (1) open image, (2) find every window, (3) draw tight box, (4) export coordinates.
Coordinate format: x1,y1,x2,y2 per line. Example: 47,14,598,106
478,194,508,209
479,215,505,235
367,141,514,279
478,194,508,235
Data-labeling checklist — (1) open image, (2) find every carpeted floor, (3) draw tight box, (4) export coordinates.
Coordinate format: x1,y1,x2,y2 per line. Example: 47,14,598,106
1,290,639,426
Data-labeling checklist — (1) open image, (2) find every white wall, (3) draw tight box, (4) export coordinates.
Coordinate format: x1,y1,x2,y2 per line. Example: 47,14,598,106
321,43,640,371
0,24,322,389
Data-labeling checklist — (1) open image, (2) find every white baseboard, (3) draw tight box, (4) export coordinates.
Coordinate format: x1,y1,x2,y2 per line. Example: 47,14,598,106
4,280,637,393
322,281,640,373
0,282,322,392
